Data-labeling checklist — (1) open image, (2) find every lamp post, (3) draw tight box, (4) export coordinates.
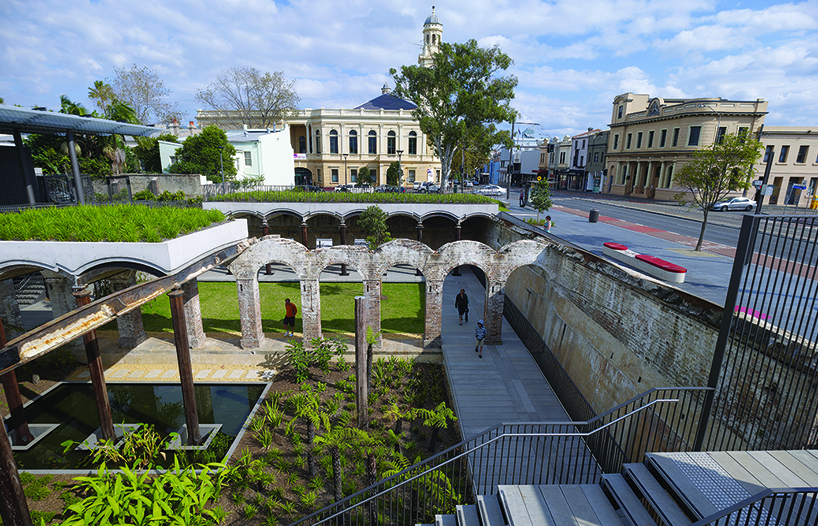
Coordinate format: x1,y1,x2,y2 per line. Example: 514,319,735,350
343,153,349,186
216,146,225,194
697,103,722,144
396,149,404,188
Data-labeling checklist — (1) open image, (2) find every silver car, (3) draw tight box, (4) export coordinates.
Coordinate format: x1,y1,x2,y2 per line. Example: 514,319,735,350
477,185,503,196
712,197,756,211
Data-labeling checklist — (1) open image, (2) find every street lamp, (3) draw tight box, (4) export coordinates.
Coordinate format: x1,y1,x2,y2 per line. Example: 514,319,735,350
697,103,722,144
343,153,349,186
396,149,404,188
216,146,225,193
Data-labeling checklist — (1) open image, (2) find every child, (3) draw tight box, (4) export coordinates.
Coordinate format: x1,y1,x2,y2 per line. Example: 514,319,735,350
474,319,486,358
544,215,552,233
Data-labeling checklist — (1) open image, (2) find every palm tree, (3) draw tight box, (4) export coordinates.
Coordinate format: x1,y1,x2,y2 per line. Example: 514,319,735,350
88,80,115,113
286,392,322,478
415,402,457,452
314,422,366,501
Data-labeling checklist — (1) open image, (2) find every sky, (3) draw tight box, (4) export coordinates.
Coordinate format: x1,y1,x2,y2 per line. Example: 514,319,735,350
2,0,818,140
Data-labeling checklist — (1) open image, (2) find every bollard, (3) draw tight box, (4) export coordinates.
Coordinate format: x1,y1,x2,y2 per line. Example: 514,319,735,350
589,208,600,223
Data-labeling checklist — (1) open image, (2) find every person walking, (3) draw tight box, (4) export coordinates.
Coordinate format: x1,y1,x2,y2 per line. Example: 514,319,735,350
455,288,469,325
519,188,525,207
474,319,486,358
283,298,297,337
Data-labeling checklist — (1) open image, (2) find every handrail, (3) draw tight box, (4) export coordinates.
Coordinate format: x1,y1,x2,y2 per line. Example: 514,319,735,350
690,487,818,526
289,387,710,526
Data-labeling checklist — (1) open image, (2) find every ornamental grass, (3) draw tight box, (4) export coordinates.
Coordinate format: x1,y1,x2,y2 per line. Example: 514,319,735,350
0,205,225,242
211,190,498,205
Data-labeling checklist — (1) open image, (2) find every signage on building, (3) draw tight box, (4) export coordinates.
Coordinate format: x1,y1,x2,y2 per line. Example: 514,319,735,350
752,180,763,188
792,184,807,190
294,153,307,160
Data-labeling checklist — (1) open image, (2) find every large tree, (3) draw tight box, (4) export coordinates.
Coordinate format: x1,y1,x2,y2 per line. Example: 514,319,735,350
390,39,517,188
88,80,116,113
196,66,300,130
674,132,762,250
167,125,237,183
108,64,180,124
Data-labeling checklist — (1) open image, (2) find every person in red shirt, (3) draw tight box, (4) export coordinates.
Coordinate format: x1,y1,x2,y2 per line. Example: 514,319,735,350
283,298,298,337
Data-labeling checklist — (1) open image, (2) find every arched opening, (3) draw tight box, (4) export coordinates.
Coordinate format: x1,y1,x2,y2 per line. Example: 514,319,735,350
294,167,313,186
317,261,362,338
256,263,302,338
442,264,488,345
381,264,426,338
459,215,495,244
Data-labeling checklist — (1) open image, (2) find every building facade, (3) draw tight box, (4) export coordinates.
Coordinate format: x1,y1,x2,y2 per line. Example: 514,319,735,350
755,127,818,207
585,130,609,192
605,93,768,200
568,128,601,191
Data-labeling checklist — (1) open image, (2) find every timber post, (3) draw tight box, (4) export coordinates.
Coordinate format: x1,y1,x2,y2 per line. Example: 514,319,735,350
169,288,201,445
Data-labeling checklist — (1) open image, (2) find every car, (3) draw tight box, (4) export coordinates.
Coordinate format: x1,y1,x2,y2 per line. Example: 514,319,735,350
463,181,473,187
476,184,503,197
712,197,756,211
296,185,323,192
413,182,440,193
334,184,352,192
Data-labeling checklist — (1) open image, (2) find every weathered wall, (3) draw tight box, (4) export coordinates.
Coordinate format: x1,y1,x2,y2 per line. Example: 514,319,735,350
91,174,203,198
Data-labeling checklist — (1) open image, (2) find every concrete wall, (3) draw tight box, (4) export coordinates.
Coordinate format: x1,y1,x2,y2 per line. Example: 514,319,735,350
91,174,203,198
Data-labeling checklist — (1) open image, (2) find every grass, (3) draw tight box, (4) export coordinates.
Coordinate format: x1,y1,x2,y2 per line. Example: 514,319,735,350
0,205,225,242
211,189,499,206
135,281,425,336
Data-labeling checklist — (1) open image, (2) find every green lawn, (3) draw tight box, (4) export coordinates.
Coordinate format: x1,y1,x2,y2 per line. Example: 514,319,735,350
137,281,425,336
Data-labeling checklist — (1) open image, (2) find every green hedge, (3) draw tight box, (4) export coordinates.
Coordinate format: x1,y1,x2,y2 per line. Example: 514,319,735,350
0,205,225,242
210,190,499,205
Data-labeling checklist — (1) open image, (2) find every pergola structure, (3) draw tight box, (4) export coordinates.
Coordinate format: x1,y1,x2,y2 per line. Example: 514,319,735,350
0,105,159,205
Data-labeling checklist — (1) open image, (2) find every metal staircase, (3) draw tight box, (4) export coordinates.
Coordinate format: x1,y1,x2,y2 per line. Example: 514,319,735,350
12,272,46,306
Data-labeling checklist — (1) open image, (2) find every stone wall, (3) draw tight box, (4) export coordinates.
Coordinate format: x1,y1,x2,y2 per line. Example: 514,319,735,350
91,174,203,198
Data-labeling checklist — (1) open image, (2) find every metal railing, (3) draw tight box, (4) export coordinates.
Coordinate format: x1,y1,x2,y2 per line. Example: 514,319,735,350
691,487,818,526
289,386,709,526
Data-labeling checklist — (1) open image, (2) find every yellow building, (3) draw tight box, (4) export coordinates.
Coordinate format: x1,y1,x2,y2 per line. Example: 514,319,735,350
605,93,768,200
755,127,818,207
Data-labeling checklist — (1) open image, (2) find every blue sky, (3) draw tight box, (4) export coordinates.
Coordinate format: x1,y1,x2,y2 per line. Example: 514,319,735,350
2,0,817,139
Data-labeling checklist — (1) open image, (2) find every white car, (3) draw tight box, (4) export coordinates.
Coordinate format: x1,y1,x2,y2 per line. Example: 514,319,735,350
477,185,503,197
712,197,756,211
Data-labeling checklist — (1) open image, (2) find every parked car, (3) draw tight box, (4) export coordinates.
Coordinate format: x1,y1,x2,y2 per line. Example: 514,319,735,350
296,185,323,192
334,184,352,192
416,182,440,193
476,184,503,196
712,197,756,211
463,181,473,187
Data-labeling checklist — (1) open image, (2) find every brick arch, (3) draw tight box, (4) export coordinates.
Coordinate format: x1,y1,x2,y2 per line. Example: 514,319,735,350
264,209,303,222
370,239,433,279
429,240,495,280
312,245,370,280
228,237,308,280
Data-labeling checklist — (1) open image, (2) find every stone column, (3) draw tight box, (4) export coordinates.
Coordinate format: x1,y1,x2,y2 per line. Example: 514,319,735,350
452,224,461,276
237,277,264,349
0,279,22,330
415,222,423,276
109,271,147,349
41,271,75,320
424,279,444,348
262,221,273,275
181,279,206,349
300,278,321,341
339,220,349,276
483,278,505,345
363,279,382,346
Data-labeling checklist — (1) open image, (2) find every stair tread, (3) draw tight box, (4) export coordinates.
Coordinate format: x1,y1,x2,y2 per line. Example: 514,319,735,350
543,485,623,526
435,514,456,526
602,474,657,526
538,485,580,526
499,485,556,526
625,463,692,526
456,505,481,526
647,454,719,519
477,494,506,526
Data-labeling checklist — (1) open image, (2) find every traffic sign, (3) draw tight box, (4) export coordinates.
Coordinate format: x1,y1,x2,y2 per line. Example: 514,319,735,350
752,180,763,188
792,184,807,190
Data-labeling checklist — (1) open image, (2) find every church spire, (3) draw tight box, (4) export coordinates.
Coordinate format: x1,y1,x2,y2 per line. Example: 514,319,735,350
418,4,443,67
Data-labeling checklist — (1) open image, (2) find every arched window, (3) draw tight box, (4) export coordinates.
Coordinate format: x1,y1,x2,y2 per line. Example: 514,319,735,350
387,131,396,154
368,130,377,154
315,129,321,154
298,136,306,154
329,129,338,154
408,131,417,155
349,130,358,154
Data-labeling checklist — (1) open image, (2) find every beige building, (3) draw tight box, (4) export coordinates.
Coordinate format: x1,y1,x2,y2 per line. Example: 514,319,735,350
755,127,818,207
605,93,768,199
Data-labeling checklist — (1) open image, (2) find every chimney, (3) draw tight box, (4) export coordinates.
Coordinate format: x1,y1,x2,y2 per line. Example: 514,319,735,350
170,120,180,135
188,121,196,130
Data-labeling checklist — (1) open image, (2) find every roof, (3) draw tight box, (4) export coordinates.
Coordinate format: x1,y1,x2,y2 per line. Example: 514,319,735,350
0,104,159,136
354,93,417,111
425,13,442,25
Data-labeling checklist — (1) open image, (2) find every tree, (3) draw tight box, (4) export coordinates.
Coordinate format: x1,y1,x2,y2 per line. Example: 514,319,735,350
134,133,178,173
390,39,517,188
674,132,762,250
386,161,402,186
530,177,553,220
196,66,300,130
88,80,115,113
357,166,373,186
357,206,392,249
167,125,237,182
109,64,181,124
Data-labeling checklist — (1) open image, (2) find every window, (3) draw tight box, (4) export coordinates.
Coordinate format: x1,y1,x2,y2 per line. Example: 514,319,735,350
368,130,377,154
613,134,619,150
716,127,726,144
549,152,554,163
316,169,321,183
244,151,252,166
408,169,416,182
648,131,654,148
387,131,396,154
764,145,774,162
636,132,643,149
594,152,599,162
660,129,667,148
626,133,632,149
796,145,808,164
436,170,440,182
331,169,339,183
169,156,177,165
348,130,358,154
665,166,673,188
315,130,321,153
618,105,623,118
408,131,417,154
329,129,338,154
350,168,357,183
560,152,566,164
738,127,749,139
298,136,306,154
672,128,680,147
779,145,790,163
687,126,702,146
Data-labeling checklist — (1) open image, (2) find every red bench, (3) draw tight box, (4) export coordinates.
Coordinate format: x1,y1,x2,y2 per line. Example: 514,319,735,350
602,243,687,283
